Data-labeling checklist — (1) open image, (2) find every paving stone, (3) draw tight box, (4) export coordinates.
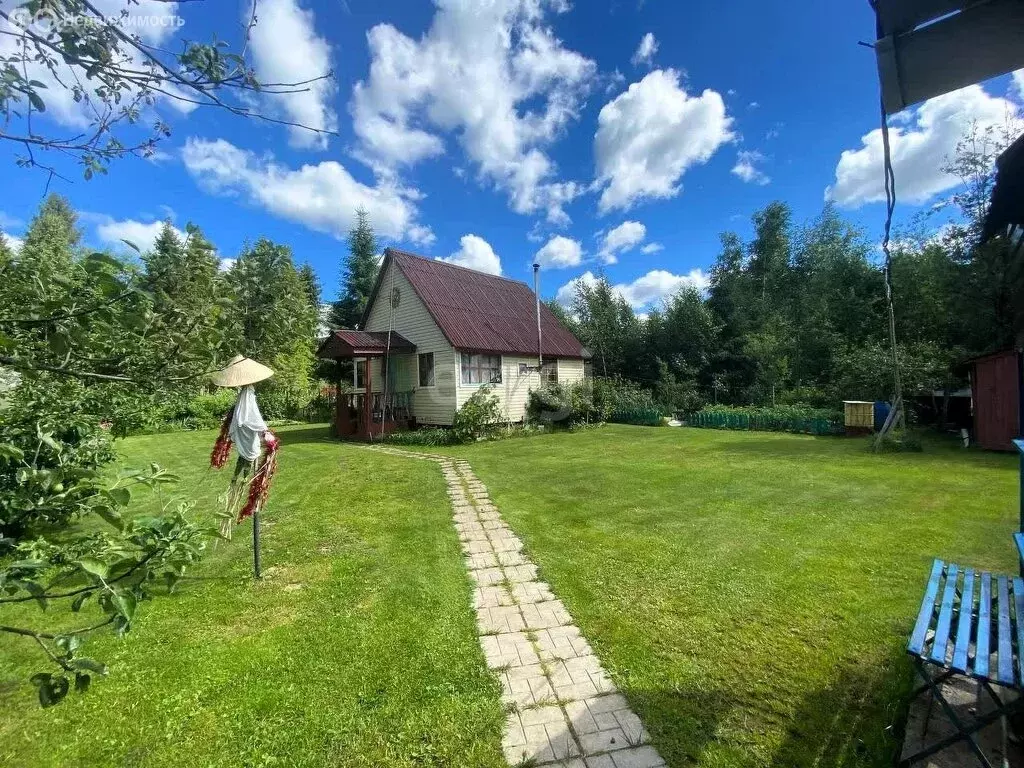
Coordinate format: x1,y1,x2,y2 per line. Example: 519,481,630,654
481,631,540,669
496,550,529,567
605,745,667,767
490,535,524,554
477,605,526,634
535,626,593,661
469,566,505,586
578,727,631,755
503,564,539,583
511,581,556,604
520,599,574,630
473,585,515,609
504,718,580,765
499,669,555,708
465,552,499,570
461,539,494,556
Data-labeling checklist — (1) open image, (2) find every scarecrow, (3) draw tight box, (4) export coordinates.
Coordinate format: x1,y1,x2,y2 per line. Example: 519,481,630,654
209,355,279,578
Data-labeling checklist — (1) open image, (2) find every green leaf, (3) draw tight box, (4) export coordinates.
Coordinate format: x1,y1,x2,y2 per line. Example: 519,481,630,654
71,658,107,675
39,675,69,707
77,558,109,580
70,592,91,613
74,672,91,694
112,591,136,622
27,91,45,113
94,506,124,532
105,487,131,507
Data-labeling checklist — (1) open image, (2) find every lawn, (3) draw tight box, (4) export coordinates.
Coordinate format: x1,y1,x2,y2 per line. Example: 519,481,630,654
0,425,507,768
433,426,1020,767
1,425,1018,768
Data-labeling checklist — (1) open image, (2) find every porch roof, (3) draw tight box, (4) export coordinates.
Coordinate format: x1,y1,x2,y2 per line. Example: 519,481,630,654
317,330,417,359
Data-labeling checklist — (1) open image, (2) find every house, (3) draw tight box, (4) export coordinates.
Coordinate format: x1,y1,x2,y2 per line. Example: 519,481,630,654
316,248,589,439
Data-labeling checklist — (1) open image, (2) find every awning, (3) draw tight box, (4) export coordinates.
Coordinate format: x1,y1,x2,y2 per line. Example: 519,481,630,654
316,330,417,359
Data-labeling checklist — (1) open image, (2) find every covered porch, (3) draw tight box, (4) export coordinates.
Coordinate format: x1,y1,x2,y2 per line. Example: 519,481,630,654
316,330,418,441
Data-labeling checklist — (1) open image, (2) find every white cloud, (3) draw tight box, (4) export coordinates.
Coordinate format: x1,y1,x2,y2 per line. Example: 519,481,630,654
731,150,770,185
351,0,596,224
535,235,583,268
594,69,734,213
597,220,645,264
438,234,502,275
828,84,1018,208
556,268,709,309
181,137,432,244
248,0,336,150
218,258,236,273
0,2,193,132
94,217,187,254
640,242,663,254
2,233,23,253
748,101,759,109
631,33,658,68
1013,69,1024,100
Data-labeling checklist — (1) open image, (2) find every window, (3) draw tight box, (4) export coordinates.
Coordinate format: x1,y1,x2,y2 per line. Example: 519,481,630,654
540,360,558,386
354,360,366,389
418,353,435,387
461,353,502,385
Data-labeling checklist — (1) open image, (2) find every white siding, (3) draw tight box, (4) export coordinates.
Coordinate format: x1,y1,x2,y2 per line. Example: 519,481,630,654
363,262,459,425
455,354,587,423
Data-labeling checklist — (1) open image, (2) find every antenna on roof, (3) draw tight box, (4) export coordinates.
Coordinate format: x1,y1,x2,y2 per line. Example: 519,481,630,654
534,262,543,371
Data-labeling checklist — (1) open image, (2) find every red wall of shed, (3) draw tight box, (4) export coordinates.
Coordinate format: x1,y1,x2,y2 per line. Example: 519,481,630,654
971,350,1022,451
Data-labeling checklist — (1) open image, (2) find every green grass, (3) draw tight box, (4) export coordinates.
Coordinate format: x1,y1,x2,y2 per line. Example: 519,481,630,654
432,426,1020,767
0,425,506,768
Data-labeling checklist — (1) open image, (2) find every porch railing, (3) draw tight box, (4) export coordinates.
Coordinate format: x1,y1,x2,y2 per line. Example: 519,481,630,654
339,390,414,428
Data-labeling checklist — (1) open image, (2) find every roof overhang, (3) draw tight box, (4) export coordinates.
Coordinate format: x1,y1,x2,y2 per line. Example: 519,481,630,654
316,330,417,359
872,0,1024,114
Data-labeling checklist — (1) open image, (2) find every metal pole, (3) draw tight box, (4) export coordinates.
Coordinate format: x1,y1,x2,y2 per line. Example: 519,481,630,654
252,506,262,579
533,263,542,369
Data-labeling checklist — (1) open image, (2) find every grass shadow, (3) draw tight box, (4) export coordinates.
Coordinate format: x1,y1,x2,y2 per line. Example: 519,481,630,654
275,424,334,445
767,647,913,768
625,685,735,765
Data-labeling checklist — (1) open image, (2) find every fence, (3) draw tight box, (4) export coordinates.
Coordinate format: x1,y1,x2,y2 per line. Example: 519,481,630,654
684,410,843,436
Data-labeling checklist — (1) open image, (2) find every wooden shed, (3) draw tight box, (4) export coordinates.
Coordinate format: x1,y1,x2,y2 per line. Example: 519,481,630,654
969,349,1023,451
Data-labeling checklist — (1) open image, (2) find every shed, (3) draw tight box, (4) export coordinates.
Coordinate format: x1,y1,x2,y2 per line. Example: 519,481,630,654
968,349,1023,451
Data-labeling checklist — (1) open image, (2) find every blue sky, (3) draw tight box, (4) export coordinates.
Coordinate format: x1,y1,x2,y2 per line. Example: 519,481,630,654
1,0,1022,308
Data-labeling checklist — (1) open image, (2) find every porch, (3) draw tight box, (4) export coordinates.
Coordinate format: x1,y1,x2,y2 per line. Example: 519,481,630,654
316,330,418,441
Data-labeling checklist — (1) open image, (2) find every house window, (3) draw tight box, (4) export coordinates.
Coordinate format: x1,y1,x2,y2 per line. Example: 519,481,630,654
541,360,558,386
461,352,502,385
354,360,366,389
418,353,435,387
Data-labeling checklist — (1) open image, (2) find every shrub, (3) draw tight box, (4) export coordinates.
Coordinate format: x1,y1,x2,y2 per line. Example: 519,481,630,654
384,427,456,447
452,386,503,442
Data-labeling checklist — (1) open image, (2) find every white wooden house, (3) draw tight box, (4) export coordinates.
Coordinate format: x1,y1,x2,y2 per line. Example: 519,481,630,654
316,248,589,438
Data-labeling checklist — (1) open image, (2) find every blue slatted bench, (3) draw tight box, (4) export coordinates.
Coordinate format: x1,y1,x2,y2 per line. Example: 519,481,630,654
904,558,1024,767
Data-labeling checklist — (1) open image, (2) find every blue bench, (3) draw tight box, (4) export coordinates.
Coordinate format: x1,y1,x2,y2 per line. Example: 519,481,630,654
903,440,1024,767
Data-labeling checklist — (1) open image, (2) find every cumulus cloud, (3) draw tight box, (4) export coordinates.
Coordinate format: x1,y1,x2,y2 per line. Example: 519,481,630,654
597,220,646,264
181,137,433,244
438,234,502,275
94,217,187,254
631,33,658,68
828,84,1018,207
0,1,194,131
248,0,336,149
731,150,770,185
640,242,663,254
2,233,23,253
351,0,596,224
594,69,734,213
535,235,584,269
556,268,709,309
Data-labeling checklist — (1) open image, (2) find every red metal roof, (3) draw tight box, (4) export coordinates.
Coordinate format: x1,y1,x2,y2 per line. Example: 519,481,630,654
317,330,416,359
363,248,588,359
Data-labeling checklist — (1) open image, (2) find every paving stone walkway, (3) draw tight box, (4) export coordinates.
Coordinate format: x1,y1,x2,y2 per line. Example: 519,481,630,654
367,445,666,768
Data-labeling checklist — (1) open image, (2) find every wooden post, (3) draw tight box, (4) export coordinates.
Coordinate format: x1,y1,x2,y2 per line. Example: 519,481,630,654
364,357,372,441
252,505,262,579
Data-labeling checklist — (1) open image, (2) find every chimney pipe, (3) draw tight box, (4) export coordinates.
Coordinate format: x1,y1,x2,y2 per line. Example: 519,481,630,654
533,262,543,370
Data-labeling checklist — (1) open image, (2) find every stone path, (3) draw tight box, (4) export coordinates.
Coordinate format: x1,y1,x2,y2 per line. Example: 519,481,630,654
368,445,666,768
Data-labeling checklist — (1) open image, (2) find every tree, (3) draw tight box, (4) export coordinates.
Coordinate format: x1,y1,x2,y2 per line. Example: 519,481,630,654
0,0,334,182
331,209,379,330
0,195,216,704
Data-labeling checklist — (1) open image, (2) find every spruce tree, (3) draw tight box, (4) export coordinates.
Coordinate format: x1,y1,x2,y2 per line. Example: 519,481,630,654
331,208,380,329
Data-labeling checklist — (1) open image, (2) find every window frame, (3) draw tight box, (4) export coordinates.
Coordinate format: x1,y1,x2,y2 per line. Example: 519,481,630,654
540,360,558,386
460,352,503,386
418,352,435,388
354,359,366,389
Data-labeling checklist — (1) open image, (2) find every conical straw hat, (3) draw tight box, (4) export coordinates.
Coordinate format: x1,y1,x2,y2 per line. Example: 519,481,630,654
211,355,274,388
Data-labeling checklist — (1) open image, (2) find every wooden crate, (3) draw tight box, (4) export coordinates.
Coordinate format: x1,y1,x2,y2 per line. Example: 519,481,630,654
843,400,874,429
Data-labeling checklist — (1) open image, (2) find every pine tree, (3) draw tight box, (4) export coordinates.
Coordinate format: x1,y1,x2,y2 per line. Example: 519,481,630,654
331,209,380,329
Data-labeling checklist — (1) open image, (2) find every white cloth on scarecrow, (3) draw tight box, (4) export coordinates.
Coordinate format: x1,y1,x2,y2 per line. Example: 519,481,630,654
229,385,268,462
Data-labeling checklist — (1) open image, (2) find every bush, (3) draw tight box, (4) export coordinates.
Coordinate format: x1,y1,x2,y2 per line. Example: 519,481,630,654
685,404,843,435
384,427,457,447
452,386,503,442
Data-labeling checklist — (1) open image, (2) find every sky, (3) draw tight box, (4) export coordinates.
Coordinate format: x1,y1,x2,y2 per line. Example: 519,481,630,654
1,0,1022,310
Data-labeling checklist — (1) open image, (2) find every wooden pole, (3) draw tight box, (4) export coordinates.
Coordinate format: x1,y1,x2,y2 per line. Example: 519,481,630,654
364,357,372,441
